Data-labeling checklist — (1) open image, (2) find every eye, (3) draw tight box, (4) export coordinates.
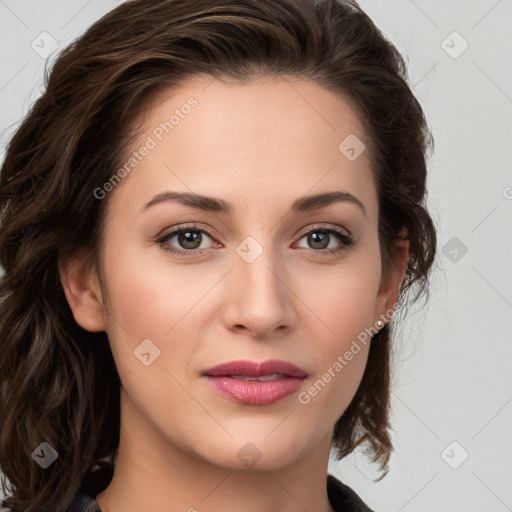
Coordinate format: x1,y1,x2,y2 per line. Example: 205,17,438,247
156,224,219,255
156,222,355,256
294,224,354,254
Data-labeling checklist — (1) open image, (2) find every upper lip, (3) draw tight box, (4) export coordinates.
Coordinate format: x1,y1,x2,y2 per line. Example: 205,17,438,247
202,359,307,378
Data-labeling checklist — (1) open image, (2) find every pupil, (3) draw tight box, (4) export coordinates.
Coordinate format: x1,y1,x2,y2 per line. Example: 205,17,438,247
175,230,330,251
309,232,328,249
179,231,201,249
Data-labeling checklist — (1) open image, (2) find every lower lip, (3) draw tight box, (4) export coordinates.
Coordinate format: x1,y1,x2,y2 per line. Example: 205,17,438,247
203,376,306,405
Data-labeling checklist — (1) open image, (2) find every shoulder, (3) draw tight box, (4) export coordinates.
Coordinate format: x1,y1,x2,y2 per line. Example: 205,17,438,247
1,500,14,512
2,470,372,512
2,492,101,512
65,464,114,512
327,473,375,512
65,491,102,512
0,464,113,512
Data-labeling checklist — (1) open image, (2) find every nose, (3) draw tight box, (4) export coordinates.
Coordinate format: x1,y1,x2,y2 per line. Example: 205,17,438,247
221,242,295,339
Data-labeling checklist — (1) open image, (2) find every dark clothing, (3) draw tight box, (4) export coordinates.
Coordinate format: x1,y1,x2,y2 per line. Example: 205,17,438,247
2,464,374,511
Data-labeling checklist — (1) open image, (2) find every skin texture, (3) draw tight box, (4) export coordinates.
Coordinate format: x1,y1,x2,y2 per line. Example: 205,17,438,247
59,76,409,512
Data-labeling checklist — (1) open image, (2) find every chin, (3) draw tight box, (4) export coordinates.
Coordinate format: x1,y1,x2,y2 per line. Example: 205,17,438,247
192,432,311,471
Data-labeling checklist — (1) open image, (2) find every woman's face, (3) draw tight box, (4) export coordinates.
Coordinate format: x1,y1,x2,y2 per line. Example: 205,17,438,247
73,76,402,470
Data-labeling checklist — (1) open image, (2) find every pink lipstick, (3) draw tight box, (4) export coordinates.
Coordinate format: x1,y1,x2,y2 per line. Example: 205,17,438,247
202,359,307,405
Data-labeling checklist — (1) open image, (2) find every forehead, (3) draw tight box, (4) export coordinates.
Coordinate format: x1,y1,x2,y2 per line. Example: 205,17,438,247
105,75,377,222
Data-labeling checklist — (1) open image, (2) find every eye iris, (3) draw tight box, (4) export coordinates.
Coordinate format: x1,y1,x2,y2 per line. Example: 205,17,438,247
179,230,202,249
166,227,345,252
308,231,329,249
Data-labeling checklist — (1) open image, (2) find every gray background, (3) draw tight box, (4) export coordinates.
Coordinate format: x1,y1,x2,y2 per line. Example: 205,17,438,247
1,1,511,510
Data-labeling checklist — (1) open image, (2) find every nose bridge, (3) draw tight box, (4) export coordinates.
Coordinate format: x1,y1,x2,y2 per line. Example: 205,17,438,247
235,233,283,300
227,232,291,334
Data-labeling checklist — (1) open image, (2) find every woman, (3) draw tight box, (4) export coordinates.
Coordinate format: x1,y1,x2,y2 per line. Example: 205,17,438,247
0,0,437,511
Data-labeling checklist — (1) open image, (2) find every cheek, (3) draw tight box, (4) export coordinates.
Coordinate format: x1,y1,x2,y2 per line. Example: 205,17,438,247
101,230,381,382
293,264,379,407
100,244,220,365
297,279,374,424
299,261,381,343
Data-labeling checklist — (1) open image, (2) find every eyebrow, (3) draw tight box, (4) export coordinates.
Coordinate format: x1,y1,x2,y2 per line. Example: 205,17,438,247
142,190,367,218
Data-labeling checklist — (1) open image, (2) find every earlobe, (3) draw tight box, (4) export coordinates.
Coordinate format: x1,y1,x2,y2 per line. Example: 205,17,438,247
386,237,409,311
58,249,107,332
375,229,410,327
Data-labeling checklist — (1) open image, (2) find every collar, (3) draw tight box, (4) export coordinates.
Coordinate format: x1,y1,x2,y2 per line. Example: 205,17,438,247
60,465,374,512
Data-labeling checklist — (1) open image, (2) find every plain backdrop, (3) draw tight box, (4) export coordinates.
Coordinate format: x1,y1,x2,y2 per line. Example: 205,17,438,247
1,1,511,510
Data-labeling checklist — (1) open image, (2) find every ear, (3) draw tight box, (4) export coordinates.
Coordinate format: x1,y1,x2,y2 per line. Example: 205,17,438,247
374,227,410,327
58,249,107,332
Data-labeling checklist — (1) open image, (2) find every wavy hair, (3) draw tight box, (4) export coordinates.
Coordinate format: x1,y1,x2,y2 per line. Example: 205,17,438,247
0,0,437,510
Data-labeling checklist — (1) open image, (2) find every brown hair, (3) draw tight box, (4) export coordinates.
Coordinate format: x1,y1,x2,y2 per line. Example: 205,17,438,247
0,0,437,510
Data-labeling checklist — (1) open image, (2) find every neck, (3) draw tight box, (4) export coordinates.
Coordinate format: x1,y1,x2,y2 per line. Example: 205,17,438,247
95,389,336,512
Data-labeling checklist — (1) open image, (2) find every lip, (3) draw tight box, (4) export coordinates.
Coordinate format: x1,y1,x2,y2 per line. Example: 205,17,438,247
201,359,307,378
201,359,308,406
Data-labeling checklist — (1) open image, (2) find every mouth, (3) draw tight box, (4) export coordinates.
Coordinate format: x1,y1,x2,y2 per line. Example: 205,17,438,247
201,359,308,379
221,373,289,382
201,359,307,405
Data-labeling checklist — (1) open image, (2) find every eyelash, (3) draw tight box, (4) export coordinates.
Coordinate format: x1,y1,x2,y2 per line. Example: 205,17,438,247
155,222,355,256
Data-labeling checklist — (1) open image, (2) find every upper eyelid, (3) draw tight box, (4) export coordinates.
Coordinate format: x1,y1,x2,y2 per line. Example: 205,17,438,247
157,223,218,242
157,222,352,245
